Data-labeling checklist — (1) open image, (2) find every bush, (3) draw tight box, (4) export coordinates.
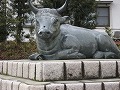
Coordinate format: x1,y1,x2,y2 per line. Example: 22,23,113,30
0,41,37,60
0,33,8,42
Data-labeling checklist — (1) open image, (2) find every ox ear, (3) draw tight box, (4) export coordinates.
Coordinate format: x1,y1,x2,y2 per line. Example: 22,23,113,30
60,16,70,24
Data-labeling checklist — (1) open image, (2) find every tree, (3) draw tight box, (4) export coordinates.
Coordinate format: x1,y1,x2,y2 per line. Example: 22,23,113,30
40,0,97,29
0,0,16,42
11,0,30,43
39,0,64,8
68,0,97,29
0,0,8,42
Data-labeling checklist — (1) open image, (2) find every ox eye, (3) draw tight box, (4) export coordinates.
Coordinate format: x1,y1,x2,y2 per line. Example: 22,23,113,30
53,19,59,25
36,20,39,26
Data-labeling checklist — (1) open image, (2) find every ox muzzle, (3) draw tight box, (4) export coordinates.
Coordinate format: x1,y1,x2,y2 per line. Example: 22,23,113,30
38,29,52,39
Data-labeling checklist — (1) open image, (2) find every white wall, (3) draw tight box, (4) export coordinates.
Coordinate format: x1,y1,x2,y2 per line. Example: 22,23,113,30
110,0,120,30
95,0,120,33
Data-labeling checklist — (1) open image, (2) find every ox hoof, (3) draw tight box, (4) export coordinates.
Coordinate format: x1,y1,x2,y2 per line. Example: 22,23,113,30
93,51,104,59
74,53,86,59
104,52,117,59
29,53,44,60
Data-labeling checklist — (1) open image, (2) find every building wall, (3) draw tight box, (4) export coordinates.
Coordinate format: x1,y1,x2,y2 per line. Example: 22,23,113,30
110,0,120,30
95,0,120,33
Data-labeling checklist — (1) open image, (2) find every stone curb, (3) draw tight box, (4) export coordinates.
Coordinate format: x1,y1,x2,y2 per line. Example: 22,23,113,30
0,60,120,81
0,74,120,90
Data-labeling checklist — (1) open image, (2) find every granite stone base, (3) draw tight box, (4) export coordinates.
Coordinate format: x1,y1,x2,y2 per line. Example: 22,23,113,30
0,74,120,90
0,59,120,90
0,59,120,81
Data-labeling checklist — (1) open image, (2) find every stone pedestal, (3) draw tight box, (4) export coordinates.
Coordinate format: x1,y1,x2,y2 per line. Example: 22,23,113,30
0,59,120,90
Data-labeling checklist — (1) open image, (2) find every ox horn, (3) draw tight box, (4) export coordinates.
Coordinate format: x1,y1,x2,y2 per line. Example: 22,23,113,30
28,0,39,14
57,0,69,14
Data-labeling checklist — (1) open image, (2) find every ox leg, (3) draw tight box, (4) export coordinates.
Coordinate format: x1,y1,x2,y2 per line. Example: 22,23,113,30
66,52,86,59
56,49,86,60
29,53,45,60
93,51,104,59
56,34,86,59
41,49,86,60
104,52,118,59
93,51,118,59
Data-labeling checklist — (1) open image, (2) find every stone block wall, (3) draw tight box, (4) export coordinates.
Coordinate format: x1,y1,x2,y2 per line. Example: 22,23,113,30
0,59,120,90
0,60,119,81
0,77,120,90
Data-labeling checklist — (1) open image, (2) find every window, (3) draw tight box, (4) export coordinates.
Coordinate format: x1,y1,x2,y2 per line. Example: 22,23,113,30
96,7,110,27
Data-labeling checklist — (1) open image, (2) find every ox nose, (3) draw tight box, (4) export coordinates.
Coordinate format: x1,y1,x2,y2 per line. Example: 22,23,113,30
38,31,51,35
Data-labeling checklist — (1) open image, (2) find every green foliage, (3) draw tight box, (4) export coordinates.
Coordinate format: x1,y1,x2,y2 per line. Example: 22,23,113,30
68,0,97,29
40,0,65,8
105,27,112,37
0,0,17,42
0,0,9,42
40,0,97,29
0,41,37,60
11,0,30,43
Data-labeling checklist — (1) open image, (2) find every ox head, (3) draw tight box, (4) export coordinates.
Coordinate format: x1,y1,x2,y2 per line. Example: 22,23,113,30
28,0,69,40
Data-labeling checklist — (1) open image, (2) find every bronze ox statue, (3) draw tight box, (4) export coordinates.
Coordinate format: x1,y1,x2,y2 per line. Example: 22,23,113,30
28,0,120,60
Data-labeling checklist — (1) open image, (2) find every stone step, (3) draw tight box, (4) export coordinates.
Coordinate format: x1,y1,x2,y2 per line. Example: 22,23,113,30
0,74,120,90
0,59,120,81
